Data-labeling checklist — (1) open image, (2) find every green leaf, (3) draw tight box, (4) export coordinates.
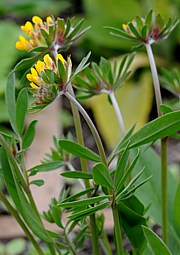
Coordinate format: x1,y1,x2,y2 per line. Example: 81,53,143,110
72,52,91,78
128,22,141,39
5,72,17,134
174,183,180,233
160,104,173,114
59,195,110,208
141,25,148,40
131,147,180,254
1,148,51,243
59,139,101,162
142,226,172,255
145,10,153,28
118,196,147,253
114,110,180,155
66,18,84,40
114,142,130,190
61,171,93,179
30,180,45,186
92,163,114,189
68,202,110,221
106,27,135,41
22,120,38,149
28,161,64,176
16,88,28,135
115,149,140,194
61,188,94,203
14,53,45,72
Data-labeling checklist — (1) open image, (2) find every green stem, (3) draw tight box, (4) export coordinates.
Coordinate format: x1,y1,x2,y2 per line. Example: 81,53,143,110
64,90,107,166
112,202,124,255
109,91,126,137
90,214,101,255
0,192,45,255
102,229,113,255
161,137,168,244
145,44,162,117
145,43,168,245
65,85,101,255
67,84,90,189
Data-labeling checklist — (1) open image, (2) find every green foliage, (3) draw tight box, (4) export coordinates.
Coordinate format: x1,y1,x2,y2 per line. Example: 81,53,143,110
59,139,101,162
143,226,172,255
0,6,179,255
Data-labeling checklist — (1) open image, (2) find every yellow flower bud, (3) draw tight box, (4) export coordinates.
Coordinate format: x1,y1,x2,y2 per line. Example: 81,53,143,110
46,16,54,25
32,16,43,29
15,35,32,51
31,67,38,77
44,54,53,69
56,54,65,65
21,21,34,36
35,60,45,74
122,24,127,31
30,82,38,89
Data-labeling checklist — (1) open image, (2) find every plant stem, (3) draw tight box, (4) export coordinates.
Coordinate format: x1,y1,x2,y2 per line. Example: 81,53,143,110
145,44,162,117
65,85,101,255
0,192,45,255
112,202,124,255
161,137,168,244
90,214,101,255
145,43,168,244
64,90,107,166
67,84,90,189
102,229,113,255
109,91,126,137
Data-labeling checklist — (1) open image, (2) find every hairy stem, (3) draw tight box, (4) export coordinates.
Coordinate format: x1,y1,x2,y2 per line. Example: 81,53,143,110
145,44,162,117
145,43,168,244
109,91,126,136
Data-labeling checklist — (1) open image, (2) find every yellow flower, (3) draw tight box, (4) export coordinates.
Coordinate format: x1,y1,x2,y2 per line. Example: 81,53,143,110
15,35,32,51
32,16,43,29
46,16,54,25
56,54,65,65
26,68,44,85
21,21,34,36
35,60,45,74
44,54,53,69
122,24,127,31
30,82,38,89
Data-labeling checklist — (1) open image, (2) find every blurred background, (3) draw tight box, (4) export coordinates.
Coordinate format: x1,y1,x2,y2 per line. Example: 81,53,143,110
0,0,179,253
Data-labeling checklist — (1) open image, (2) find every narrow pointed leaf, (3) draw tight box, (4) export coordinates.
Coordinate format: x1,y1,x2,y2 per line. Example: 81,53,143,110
92,163,114,189
59,195,110,208
5,72,17,134
59,139,101,162
22,120,38,150
142,226,172,255
16,88,28,135
68,202,110,221
30,180,45,186
28,161,64,176
61,171,93,179
114,110,180,154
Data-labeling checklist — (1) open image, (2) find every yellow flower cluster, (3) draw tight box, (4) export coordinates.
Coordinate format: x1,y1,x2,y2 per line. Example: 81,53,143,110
26,54,65,89
16,16,54,51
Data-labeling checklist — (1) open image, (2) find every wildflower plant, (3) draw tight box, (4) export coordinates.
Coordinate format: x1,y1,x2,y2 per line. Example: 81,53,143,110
0,12,180,255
